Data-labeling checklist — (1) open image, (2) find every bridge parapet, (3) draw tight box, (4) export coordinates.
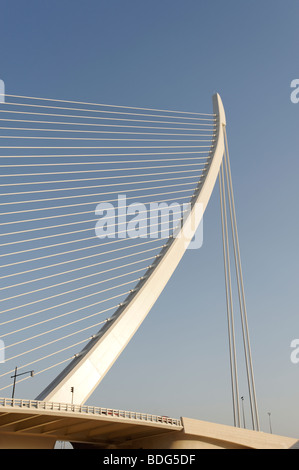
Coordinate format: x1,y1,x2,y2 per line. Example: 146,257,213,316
0,397,182,427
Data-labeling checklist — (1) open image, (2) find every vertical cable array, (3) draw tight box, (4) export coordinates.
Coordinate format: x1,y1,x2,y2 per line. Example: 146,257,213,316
223,127,260,431
219,161,240,428
219,124,259,431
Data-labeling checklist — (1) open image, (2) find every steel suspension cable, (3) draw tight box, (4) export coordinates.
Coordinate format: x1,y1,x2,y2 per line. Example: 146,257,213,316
1,99,216,121
0,152,209,163
0,155,210,170
1,93,216,117
0,117,216,131
0,125,214,137
0,108,216,126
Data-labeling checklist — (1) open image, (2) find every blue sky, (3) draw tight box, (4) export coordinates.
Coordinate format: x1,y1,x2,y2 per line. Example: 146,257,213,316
0,0,299,439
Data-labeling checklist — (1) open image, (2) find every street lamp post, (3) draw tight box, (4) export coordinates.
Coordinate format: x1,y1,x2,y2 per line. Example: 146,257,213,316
268,412,273,434
11,366,34,399
70,387,74,405
241,396,246,429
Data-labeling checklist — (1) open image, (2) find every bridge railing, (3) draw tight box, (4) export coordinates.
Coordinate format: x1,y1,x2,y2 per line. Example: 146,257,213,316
0,397,182,427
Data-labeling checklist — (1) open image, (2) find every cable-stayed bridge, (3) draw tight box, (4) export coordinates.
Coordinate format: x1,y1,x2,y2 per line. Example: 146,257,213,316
0,91,296,449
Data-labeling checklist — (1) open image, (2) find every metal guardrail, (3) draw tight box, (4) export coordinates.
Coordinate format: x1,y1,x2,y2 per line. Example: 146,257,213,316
0,397,182,427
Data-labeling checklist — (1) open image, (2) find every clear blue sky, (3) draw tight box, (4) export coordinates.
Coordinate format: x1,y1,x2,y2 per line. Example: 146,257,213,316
0,0,298,439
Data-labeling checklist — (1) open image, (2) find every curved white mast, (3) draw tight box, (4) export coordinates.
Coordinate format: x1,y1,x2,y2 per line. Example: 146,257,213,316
36,93,226,405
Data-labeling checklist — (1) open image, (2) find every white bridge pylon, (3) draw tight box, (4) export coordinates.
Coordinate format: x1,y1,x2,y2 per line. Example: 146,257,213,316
36,94,226,405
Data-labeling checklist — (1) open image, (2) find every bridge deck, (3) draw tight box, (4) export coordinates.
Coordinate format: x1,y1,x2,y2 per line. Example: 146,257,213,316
0,398,183,448
0,398,297,449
